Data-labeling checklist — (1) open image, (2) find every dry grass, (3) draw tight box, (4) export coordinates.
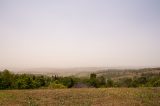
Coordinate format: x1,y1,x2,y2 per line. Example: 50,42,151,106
0,88,160,106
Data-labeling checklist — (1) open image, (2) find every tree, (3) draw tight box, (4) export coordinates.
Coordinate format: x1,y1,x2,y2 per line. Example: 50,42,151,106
58,77,75,88
90,73,96,79
120,78,133,87
0,69,14,89
106,79,114,87
89,73,98,87
97,76,106,87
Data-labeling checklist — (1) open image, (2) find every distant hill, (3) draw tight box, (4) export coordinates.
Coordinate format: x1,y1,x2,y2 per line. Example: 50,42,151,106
1,67,160,79
95,68,160,80
7,67,108,76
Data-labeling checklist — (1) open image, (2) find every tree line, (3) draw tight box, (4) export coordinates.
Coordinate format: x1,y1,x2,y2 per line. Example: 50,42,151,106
0,69,160,89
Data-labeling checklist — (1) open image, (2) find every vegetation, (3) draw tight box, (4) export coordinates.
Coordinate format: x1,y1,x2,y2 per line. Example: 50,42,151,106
0,69,160,89
49,82,67,89
0,69,160,105
0,88,159,106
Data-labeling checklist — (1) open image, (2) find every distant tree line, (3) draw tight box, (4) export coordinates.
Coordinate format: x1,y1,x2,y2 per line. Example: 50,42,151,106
0,69,160,89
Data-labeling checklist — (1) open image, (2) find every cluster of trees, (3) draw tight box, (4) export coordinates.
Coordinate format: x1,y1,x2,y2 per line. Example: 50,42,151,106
0,70,50,89
117,73,160,87
0,69,81,89
87,73,160,87
0,69,160,89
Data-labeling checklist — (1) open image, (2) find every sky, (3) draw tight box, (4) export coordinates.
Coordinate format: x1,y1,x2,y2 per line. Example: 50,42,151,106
0,0,160,69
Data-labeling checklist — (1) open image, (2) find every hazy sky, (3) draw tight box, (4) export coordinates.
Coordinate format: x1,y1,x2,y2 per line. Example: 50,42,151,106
0,0,160,69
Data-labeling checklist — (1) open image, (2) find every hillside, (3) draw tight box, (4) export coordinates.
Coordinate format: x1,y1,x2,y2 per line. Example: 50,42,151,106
95,68,160,80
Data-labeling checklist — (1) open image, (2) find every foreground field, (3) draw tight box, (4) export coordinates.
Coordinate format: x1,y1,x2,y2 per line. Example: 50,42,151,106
0,88,160,106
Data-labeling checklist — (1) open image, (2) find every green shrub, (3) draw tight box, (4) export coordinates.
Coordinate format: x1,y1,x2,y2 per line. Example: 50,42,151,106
49,82,66,89
153,79,160,87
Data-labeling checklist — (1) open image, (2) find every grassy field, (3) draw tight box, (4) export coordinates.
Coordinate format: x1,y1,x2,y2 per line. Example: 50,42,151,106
0,88,160,106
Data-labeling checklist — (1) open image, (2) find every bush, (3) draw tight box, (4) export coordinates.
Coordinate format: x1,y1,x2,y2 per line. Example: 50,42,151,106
49,82,66,89
153,79,160,87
